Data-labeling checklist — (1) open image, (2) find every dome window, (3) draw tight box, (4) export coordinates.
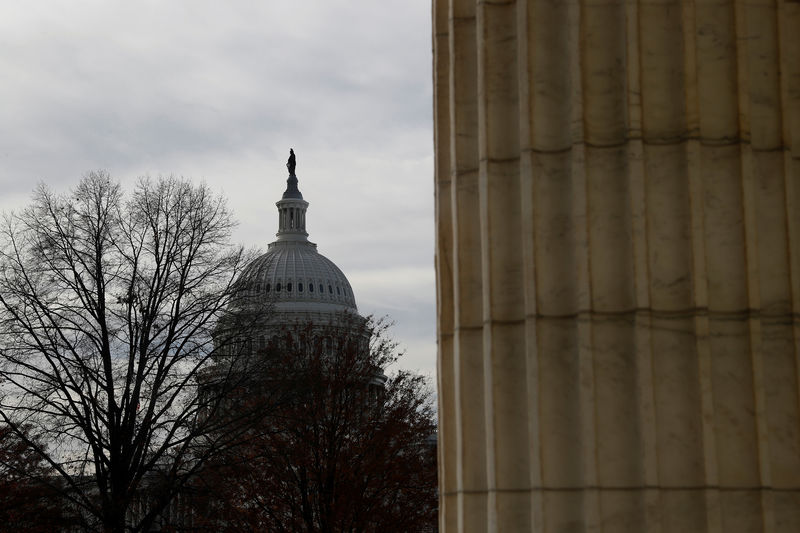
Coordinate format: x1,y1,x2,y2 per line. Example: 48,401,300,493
320,284,324,293
309,283,314,292
255,283,261,292
287,282,292,292
328,285,333,294
298,282,303,292
336,286,341,295
265,283,271,293
276,283,282,292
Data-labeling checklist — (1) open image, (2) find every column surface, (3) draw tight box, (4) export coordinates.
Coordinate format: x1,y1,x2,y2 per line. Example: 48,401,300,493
433,0,800,531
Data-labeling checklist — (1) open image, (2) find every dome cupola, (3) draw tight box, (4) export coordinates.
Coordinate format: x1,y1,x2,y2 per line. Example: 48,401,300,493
274,149,310,242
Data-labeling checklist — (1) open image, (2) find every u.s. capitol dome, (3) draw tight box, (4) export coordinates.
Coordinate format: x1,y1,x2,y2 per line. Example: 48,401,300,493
237,156,360,320
213,150,385,392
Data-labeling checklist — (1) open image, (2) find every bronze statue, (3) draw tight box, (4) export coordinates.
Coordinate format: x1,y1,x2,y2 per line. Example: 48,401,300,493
287,148,296,177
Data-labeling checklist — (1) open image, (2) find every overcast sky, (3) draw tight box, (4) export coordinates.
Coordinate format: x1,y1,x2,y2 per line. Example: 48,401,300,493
0,2,436,377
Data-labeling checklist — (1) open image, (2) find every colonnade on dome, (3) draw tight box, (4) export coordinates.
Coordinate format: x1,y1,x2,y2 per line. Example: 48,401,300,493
433,1,800,531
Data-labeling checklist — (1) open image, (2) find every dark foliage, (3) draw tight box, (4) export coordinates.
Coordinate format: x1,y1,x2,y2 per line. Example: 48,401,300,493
195,317,438,532
0,424,80,532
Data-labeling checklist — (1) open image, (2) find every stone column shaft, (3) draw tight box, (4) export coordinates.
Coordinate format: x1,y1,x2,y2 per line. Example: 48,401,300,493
433,0,800,531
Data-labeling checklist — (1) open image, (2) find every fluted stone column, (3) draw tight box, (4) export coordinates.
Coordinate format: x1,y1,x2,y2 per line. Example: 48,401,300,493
433,1,800,531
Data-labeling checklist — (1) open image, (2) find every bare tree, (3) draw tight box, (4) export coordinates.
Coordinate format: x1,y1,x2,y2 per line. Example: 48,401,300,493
0,172,272,532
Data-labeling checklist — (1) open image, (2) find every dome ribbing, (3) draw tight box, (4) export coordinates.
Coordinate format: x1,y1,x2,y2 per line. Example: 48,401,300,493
240,242,357,313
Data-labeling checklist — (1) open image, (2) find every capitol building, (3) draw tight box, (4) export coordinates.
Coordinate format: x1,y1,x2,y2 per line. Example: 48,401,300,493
210,150,386,388
230,152,384,387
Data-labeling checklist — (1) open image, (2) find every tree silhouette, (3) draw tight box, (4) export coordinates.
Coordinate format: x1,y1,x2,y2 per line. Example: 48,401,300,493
0,172,272,532
196,317,438,532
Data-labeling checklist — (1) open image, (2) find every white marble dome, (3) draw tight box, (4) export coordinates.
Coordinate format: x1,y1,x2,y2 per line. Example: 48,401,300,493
240,240,357,313
236,169,357,314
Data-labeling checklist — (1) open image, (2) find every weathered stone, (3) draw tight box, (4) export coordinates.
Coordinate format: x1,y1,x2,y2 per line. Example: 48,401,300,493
434,0,800,530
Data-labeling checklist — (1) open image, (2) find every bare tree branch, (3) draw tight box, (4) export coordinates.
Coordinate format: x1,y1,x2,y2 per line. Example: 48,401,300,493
0,172,275,532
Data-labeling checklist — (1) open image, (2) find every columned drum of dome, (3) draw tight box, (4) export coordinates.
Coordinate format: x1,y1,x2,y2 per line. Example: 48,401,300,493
238,154,358,316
